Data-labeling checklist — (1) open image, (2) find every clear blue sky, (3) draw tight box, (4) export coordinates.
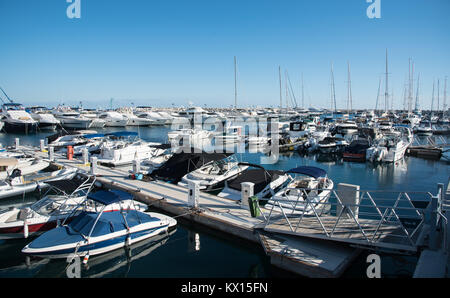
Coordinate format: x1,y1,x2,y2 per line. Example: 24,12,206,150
0,0,449,110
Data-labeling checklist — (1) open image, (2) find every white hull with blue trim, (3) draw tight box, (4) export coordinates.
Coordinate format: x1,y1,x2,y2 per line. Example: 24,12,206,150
22,211,176,259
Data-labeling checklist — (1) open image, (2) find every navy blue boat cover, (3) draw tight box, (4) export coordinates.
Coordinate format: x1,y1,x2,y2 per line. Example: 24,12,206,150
88,189,134,205
286,166,327,178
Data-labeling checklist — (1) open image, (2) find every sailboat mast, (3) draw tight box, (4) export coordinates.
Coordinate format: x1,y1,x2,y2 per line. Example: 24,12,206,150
285,70,289,111
431,80,435,113
279,66,282,111
347,61,352,114
444,77,448,116
385,49,389,113
437,79,440,113
415,73,420,111
330,62,336,113
375,77,381,111
301,73,305,109
234,56,237,110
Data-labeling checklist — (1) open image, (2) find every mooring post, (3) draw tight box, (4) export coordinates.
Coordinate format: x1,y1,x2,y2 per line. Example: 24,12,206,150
336,183,361,219
82,148,89,165
49,146,54,162
188,180,200,208
133,159,141,174
241,182,254,210
15,138,19,149
40,139,45,152
90,156,98,176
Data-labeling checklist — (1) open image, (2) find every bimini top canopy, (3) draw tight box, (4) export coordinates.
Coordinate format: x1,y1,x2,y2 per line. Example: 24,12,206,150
88,189,134,205
286,166,327,178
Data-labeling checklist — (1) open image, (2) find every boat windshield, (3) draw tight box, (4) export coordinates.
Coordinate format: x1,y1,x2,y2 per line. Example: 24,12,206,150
30,196,76,216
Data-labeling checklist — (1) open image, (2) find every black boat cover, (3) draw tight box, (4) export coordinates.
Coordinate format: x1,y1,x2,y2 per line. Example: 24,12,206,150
225,169,285,194
150,151,232,183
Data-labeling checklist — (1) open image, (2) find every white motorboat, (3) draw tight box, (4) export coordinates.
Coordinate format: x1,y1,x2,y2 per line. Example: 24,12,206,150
22,190,176,259
0,166,77,200
30,109,60,130
265,166,334,216
316,137,349,154
288,121,317,139
178,156,249,192
47,130,98,150
168,128,212,149
136,111,170,125
81,113,107,128
367,126,413,163
124,114,154,126
217,164,290,202
0,157,50,180
1,103,38,134
98,111,129,127
213,125,244,145
333,121,358,136
96,132,162,166
414,123,433,135
0,185,147,240
54,111,93,130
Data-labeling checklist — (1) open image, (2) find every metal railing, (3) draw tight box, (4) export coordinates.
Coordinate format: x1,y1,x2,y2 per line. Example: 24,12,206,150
261,184,444,252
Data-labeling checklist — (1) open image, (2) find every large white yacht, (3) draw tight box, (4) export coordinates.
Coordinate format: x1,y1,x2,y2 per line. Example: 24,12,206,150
98,111,129,127
1,103,38,134
53,108,93,130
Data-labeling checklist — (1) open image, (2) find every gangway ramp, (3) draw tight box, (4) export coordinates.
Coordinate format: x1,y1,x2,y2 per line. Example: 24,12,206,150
262,183,441,253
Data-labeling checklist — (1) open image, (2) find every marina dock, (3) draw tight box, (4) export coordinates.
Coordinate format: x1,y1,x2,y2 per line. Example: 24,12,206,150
13,143,449,278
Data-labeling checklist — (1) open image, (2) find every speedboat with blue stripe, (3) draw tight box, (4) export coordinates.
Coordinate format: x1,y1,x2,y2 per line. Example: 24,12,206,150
21,189,177,259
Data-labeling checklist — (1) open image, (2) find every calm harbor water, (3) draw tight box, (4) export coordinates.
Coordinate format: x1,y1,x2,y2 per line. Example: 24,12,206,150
0,126,448,278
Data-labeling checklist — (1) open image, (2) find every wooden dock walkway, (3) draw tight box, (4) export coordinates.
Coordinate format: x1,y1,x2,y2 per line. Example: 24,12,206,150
18,147,362,278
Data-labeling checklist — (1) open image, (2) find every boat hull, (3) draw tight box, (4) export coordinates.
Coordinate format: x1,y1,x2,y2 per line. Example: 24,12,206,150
2,121,38,134
22,223,171,259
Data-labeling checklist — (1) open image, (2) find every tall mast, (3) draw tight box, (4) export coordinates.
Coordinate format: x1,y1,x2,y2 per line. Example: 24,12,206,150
444,77,448,116
375,77,381,111
414,73,420,111
431,80,435,113
301,73,305,109
385,49,389,113
330,62,336,113
347,61,353,114
437,79,440,113
285,70,289,111
234,56,237,110
279,66,282,111
409,60,414,115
